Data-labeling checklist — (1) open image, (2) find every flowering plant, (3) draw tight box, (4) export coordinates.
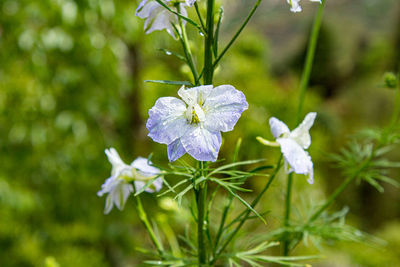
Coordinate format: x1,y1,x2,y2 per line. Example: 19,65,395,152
97,0,400,265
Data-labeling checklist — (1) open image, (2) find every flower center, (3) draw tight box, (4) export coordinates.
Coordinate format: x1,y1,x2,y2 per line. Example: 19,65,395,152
185,104,205,125
190,108,201,125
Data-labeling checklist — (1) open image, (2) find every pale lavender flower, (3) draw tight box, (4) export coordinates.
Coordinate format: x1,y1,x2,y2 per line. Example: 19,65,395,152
287,0,321,13
135,0,188,38
257,113,317,184
146,85,248,162
98,148,163,214
185,0,197,6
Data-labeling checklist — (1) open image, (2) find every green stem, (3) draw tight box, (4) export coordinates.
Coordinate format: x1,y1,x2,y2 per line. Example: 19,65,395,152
194,2,207,33
135,194,164,257
195,0,261,85
177,7,199,84
154,0,205,34
196,177,207,265
307,175,354,224
204,0,215,85
213,194,233,253
308,145,378,224
389,74,400,129
211,155,283,265
212,0,262,69
282,173,293,256
296,0,326,122
282,0,326,256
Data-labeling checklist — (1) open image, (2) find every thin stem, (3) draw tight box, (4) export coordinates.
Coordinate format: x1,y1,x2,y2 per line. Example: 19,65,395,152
196,163,208,265
211,155,283,265
204,0,215,84
194,2,207,33
154,0,206,35
282,173,293,256
212,0,262,69
307,175,354,224
213,194,233,254
389,71,400,129
135,194,164,257
296,0,326,122
282,0,326,256
176,7,199,84
213,7,224,58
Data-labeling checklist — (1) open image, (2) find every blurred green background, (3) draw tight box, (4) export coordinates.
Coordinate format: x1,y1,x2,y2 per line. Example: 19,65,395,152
0,0,399,266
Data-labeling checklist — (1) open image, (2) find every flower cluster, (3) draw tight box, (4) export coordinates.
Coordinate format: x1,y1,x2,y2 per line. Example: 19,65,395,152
99,0,321,216
97,148,163,214
146,85,248,162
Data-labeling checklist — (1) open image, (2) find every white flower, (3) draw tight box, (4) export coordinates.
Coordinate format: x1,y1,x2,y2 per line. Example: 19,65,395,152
135,0,188,38
287,0,321,13
185,0,197,6
98,148,163,214
257,112,317,184
146,85,248,162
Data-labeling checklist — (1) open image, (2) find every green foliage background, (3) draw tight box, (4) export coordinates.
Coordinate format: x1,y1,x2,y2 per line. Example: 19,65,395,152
0,0,399,266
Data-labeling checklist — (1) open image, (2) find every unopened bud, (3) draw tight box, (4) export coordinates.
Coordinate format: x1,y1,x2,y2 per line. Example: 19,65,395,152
384,72,398,89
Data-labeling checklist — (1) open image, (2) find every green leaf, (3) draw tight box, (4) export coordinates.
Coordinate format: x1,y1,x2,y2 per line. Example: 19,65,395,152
209,177,266,224
207,159,265,177
145,80,193,86
158,48,186,61
134,175,163,196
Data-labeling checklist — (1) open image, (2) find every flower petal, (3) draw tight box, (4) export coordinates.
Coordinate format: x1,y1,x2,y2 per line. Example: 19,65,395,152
97,176,117,197
185,0,196,6
167,138,186,162
135,177,163,193
104,182,133,214
290,112,316,149
181,126,221,162
277,138,314,183
203,85,248,132
131,157,160,176
135,1,158,19
269,117,290,139
113,183,133,210
287,0,302,12
147,97,190,144
178,85,213,105
146,8,174,36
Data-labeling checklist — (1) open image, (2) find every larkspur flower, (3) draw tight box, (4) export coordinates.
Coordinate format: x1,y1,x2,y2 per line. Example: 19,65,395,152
185,0,196,6
135,0,188,38
98,148,163,214
146,85,248,162
257,112,317,184
287,0,321,13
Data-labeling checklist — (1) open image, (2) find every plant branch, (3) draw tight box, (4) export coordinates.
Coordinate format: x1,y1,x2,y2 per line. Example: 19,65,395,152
204,0,215,84
282,0,326,256
212,0,262,69
211,155,283,265
135,194,164,257
154,0,206,35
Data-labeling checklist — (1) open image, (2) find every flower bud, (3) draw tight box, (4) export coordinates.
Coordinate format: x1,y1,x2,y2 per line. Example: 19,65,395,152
384,72,398,89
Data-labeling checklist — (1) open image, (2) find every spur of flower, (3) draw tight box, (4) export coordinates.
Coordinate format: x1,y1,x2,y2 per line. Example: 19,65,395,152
146,85,248,162
135,0,189,38
97,148,163,214
257,112,317,184
287,0,322,13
